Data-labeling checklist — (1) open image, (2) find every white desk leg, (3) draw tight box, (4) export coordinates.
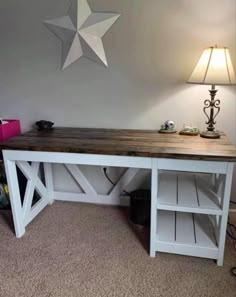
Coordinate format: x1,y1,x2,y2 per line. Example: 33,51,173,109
43,163,54,205
217,163,234,266
4,158,25,237
150,159,158,257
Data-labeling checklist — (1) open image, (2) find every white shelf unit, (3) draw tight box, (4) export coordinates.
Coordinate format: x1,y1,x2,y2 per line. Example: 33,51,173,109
150,159,234,266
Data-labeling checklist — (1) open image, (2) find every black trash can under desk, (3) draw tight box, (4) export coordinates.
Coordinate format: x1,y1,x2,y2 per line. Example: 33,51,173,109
129,189,151,226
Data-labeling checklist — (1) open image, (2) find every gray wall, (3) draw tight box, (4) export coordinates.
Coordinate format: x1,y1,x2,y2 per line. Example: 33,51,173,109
0,0,236,196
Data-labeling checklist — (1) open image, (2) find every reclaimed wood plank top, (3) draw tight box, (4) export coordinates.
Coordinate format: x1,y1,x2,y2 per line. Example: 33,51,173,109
0,127,236,161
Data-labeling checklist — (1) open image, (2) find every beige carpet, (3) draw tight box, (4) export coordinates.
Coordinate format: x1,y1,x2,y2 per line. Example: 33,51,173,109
0,202,236,297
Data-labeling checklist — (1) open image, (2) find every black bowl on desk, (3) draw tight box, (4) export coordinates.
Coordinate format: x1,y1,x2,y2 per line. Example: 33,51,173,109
35,120,54,131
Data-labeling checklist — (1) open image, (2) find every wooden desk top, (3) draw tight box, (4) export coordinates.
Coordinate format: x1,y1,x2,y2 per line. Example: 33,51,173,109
0,127,236,162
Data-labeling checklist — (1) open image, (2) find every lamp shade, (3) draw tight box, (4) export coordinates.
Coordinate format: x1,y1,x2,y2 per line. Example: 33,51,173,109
188,46,236,85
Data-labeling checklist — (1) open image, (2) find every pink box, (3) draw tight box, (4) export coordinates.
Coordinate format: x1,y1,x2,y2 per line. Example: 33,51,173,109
0,119,21,142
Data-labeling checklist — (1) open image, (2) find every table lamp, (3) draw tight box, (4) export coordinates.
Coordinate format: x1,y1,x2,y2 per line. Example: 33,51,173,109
187,45,236,138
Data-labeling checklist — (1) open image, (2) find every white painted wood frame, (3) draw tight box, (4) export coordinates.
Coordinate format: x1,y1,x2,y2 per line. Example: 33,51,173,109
2,149,234,266
3,150,151,238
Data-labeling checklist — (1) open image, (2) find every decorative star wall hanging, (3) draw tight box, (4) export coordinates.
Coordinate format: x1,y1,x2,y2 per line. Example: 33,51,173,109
44,0,120,70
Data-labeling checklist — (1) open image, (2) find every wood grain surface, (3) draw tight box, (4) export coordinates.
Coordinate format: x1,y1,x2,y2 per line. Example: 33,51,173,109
0,127,236,161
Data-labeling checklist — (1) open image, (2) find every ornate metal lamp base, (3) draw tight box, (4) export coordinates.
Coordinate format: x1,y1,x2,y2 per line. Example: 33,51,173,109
200,85,221,140
200,130,220,139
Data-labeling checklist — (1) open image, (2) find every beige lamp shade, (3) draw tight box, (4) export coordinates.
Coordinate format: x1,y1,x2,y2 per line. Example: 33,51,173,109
188,46,236,85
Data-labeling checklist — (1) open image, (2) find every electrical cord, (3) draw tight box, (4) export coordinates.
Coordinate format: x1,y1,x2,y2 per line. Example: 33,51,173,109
228,201,236,277
103,168,130,196
231,267,236,277
227,222,236,240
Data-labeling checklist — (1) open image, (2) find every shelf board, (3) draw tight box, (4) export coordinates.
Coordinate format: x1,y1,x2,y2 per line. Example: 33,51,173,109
157,172,222,215
156,210,218,259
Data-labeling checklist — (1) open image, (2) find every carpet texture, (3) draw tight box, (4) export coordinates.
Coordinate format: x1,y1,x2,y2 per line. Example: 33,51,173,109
0,202,236,297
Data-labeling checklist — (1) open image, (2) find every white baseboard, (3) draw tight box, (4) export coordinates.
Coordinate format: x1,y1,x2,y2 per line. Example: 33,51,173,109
120,195,130,207
229,208,236,215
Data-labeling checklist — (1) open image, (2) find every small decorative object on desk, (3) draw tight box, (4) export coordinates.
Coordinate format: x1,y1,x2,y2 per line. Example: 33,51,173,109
35,120,54,131
179,124,200,136
159,120,177,133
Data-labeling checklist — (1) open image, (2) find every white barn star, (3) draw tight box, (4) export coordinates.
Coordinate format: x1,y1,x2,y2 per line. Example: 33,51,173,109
44,0,120,70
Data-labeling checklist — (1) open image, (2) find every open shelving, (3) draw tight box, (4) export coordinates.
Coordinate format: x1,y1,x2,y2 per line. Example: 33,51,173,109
157,172,222,215
156,210,218,259
150,163,233,266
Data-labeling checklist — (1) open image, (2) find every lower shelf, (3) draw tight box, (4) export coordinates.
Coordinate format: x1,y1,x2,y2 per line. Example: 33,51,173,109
156,210,218,259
